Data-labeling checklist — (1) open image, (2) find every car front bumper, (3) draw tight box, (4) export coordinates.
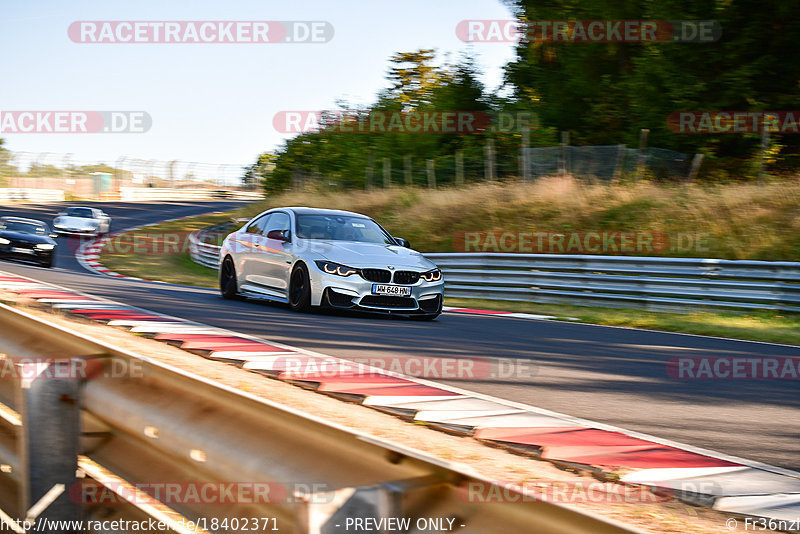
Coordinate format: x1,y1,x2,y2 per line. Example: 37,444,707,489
53,227,100,236
0,245,54,264
309,266,444,315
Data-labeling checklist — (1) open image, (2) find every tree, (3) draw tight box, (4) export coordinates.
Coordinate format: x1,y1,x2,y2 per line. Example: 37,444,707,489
502,0,800,168
386,49,441,110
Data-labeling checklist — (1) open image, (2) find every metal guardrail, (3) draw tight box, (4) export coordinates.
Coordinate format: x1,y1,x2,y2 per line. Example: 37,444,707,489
0,189,65,203
188,229,800,313
0,303,639,533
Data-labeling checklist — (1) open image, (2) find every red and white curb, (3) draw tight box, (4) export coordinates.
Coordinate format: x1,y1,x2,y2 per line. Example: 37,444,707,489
76,213,229,283
1,269,798,524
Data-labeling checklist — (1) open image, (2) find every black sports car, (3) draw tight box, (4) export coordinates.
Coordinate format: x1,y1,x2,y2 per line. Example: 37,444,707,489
0,217,58,268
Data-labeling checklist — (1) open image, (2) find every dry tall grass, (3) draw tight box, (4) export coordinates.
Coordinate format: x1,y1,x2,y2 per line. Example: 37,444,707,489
240,176,800,259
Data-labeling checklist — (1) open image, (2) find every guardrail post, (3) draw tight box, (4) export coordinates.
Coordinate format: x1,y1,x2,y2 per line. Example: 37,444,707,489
298,476,445,534
17,360,81,530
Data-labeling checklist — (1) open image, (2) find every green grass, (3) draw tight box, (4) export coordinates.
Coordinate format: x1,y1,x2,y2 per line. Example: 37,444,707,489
446,298,800,345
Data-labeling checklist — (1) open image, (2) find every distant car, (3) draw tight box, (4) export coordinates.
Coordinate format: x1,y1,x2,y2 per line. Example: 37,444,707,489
218,207,444,319
0,217,58,268
52,207,111,236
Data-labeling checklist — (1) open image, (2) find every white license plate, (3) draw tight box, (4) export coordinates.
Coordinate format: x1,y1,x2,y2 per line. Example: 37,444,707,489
11,247,34,255
372,284,411,296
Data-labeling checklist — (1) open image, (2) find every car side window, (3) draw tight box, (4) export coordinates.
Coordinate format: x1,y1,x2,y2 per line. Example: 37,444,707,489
246,214,271,234
264,212,290,236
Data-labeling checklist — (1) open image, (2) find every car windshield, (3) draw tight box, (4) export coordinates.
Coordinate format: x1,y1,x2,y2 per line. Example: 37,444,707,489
0,220,47,235
65,207,94,218
295,214,394,244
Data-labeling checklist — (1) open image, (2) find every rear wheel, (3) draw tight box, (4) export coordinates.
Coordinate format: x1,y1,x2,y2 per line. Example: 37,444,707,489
289,263,312,312
219,256,239,299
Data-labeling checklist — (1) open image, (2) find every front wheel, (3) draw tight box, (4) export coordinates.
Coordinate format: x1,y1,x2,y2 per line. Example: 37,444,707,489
219,256,239,299
288,263,312,312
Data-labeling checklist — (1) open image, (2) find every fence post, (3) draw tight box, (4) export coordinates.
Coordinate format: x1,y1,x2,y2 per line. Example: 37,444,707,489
404,155,412,186
426,159,436,189
635,128,649,181
687,153,704,182
757,127,770,183
455,150,464,186
365,153,374,190
613,144,627,180
484,139,496,181
17,360,81,529
559,131,570,175
382,157,391,188
521,128,531,181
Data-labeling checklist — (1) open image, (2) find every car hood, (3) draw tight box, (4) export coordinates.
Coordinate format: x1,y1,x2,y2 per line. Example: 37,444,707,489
0,230,54,245
307,240,437,270
55,216,98,226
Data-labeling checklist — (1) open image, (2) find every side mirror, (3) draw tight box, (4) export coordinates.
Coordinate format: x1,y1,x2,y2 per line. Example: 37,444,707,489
266,229,290,242
56,212,66,217
394,237,410,248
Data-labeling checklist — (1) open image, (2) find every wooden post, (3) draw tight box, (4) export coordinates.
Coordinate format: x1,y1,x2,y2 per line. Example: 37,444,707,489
757,128,770,183
455,150,464,186
521,128,531,181
635,128,649,181
382,157,390,188
687,153,704,182
404,155,412,186
484,139,496,181
426,159,436,189
560,131,570,175
365,153,374,190
613,144,627,181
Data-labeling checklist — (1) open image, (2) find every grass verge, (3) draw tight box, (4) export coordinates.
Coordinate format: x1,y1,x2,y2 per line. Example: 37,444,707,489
445,298,800,346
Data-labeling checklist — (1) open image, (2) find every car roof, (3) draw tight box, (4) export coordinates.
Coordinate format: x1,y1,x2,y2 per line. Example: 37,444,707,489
66,206,96,211
1,216,47,225
280,207,371,218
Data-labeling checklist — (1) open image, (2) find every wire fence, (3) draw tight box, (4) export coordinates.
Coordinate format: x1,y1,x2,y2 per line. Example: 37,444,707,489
351,143,696,190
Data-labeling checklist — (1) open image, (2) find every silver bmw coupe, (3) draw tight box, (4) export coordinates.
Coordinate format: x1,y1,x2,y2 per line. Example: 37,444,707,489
218,207,444,319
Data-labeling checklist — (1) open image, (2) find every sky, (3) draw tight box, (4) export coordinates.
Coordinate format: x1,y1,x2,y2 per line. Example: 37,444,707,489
0,1,517,172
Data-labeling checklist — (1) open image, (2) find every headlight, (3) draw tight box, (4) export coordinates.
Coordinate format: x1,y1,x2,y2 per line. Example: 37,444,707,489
315,260,358,277
0,238,9,245
35,244,55,250
421,269,442,282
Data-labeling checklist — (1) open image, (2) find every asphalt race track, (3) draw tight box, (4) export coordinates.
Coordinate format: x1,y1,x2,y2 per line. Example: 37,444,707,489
1,200,798,471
